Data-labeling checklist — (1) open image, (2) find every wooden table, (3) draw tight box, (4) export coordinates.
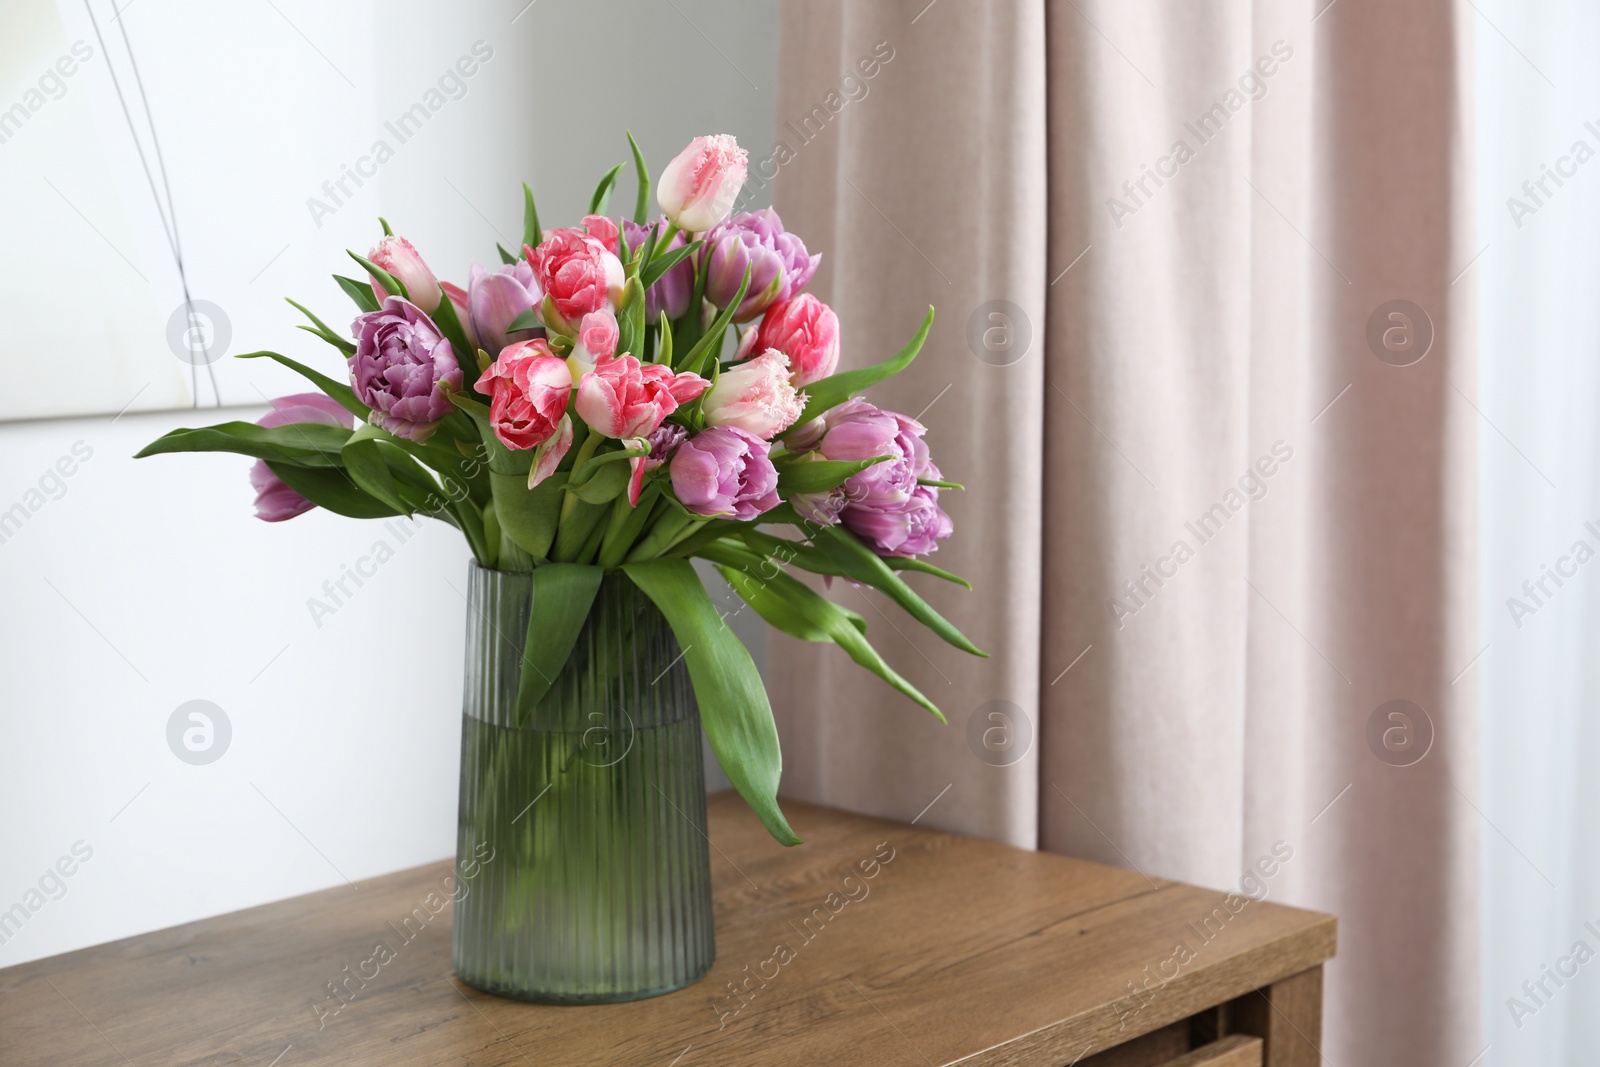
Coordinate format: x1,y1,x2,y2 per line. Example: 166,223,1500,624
0,793,1335,1066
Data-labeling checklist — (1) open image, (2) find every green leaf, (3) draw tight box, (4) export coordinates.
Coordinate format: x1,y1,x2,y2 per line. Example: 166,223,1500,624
710,556,946,722
623,560,800,846
334,275,381,314
640,241,700,290
551,499,610,562
514,563,605,724
135,421,351,466
626,130,651,225
340,423,447,519
493,470,564,559
775,455,888,496
505,308,542,334
675,264,749,375
589,162,626,216
264,462,400,519
888,556,972,589
655,311,675,368
919,478,964,490
791,306,935,426
523,182,542,250
617,276,647,358
812,523,987,657
286,299,355,355
496,243,519,266
572,459,633,504
570,443,647,488
429,293,483,399
378,216,394,237
236,350,366,420
349,252,409,302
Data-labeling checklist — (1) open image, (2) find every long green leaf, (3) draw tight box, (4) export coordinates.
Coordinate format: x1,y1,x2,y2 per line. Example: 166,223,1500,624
266,462,399,519
496,243,519,266
135,421,351,466
589,162,626,215
236,350,365,420
334,274,381,314
812,523,987,657
626,130,650,225
514,563,604,724
640,241,699,290
791,306,935,426
710,556,946,722
775,455,888,496
349,252,409,302
286,299,355,354
523,182,542,250
623,560,800,845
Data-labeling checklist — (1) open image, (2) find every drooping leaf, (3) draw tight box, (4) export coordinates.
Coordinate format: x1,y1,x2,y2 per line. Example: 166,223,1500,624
710,554,946,722
623,559,800,846
774,455,888,496
236,351,365,420
811,523,986,657
514,563,605,724
791,306,935,426
264,462,400,519
135,421,352,466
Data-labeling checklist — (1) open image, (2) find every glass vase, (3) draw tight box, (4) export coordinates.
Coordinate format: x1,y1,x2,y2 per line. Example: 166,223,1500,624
452,563,715,1002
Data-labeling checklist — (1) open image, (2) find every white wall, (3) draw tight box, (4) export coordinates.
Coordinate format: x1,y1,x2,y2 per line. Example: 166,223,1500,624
0,0,775,968
1476,1,1600,1062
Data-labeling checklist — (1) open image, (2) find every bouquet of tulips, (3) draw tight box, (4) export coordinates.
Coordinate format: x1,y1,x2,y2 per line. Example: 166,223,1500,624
140,134,983,844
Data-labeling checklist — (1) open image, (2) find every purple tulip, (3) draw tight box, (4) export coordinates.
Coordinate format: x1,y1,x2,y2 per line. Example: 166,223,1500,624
702,209,820,322
249,393,352,522
349,297,462,442
813,397,930,505
643,422,689,471
670,425,780,520
623,219,695,321
467,261,543,356
841,484,953,557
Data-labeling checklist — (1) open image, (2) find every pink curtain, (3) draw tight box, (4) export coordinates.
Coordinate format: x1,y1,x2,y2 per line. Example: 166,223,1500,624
769,1,1479,1061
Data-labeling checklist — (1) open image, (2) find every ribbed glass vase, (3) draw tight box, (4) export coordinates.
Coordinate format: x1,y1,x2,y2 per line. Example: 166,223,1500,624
452,563,715,1002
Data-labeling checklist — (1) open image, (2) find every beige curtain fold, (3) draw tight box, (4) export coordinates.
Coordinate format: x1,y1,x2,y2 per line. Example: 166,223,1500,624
771,1,1478,1061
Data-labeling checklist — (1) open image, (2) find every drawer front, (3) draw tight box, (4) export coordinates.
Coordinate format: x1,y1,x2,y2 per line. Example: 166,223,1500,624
1160,1035,1263,1066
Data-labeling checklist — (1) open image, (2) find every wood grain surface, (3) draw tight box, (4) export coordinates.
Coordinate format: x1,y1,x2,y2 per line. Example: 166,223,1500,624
0,792,1335,1066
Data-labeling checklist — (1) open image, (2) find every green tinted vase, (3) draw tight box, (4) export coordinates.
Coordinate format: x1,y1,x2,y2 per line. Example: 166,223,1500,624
452,564,715,1002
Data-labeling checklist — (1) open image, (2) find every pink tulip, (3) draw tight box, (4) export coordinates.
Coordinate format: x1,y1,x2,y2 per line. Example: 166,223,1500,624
473,339,572,452
582,214,621,256
369,235,441,314
575,354,709,440
527,229,624,325
657,135,748,233
571,309,619,376
749,294,839,386
702,348,803,440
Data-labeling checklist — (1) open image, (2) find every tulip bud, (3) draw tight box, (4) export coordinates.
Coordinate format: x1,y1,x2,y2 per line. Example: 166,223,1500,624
369,235,441,314
657,134,748,233
467,262,542,356
701,348,804,440
750,294,839,386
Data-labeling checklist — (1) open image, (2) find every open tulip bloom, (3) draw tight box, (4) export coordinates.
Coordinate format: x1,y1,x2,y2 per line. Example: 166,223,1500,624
139,133,984,845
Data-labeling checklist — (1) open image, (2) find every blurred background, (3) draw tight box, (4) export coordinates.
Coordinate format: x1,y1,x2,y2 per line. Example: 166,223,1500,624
2,1,1597,1064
